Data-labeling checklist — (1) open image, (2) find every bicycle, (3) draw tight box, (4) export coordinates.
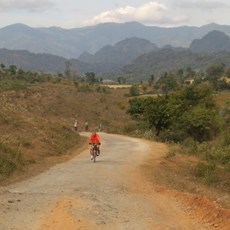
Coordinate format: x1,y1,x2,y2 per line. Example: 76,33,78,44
91,144,99,163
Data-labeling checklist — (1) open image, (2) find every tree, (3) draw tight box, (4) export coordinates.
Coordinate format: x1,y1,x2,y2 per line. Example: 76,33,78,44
9,65,17,76
144,95,175,136
85,72,97,84
177,68,184,84
64,61,72,79
148,74,154,86
224,67,230,78
127,84,219,141
129,85,139,96
183,106,219,142
157,72,178,93
127,97,147,120
206,63,225,89
128,95,174,136
177,68,184,78
0,63,5,71
186,67,196,78
117,76,126,84
206,63,225,79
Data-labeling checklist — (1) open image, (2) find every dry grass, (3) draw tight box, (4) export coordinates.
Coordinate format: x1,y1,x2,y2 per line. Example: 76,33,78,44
0,81,131,184
142,148,230,209
214,90,230,108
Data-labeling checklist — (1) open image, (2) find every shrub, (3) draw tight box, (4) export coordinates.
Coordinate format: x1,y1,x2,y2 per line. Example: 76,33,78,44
165,150,176,159
117,102,126,110
0,143,24,176
159,127,188,142
195,162,219,184
123,121,137,134
0,80,28,92
193,141,230,165
129,85,139,96
77,84,93,92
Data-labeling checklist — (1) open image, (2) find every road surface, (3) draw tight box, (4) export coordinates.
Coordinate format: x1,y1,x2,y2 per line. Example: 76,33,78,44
0,132,227,230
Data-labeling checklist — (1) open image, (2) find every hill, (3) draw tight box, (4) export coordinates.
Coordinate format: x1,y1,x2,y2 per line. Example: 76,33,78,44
0,80,131,184
79,37,159,65
121,47,230,81
0,48,67,73
190,30,230,52
0,37,159,75
119,30,230,81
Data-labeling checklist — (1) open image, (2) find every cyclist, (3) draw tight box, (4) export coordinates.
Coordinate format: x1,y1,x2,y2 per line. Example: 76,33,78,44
89,130,101,160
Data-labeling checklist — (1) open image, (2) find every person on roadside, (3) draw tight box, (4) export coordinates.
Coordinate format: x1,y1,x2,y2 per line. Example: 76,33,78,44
74,119,78,131
98,122,102,132
85,121,89,131
89,130,101,160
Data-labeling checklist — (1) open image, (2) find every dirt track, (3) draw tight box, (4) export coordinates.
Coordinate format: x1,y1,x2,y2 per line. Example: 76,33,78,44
0,132,229,229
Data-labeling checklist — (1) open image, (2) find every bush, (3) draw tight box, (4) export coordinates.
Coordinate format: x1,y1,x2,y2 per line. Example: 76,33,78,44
0,143,24,176
183,106,220,142
159,127,188,142
195,162,219,184
0,80,28,92
193,141,230,165
77,84,93,92
123,121,137,134
117,102,126,110
165,150,176,159
129,85,139,96
205,145,230,165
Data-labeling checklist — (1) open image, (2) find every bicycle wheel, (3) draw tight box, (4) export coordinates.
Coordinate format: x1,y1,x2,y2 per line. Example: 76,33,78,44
93,149,97,163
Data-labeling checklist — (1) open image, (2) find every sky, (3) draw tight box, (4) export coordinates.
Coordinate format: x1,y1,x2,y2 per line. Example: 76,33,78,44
0,0,230,29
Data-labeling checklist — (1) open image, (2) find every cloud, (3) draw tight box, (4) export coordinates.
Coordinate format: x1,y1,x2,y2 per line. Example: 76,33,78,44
174,0,228,10
84,2,173,25
0,0,54,12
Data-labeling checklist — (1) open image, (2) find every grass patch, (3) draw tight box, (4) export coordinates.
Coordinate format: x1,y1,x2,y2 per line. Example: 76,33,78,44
0,143,24,177
165,150,176,159
0,80,28,92
194,162,219,184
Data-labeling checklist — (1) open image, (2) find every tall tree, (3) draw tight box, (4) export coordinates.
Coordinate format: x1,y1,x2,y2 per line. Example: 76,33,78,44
64,61,72,79
85,72,97,84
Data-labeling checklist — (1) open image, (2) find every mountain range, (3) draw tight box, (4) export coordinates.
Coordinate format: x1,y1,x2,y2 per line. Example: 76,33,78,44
1,22,230,81
1,22,230,58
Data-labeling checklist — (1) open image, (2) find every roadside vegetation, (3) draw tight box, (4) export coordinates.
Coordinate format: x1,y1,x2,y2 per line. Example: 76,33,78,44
126,63,230,204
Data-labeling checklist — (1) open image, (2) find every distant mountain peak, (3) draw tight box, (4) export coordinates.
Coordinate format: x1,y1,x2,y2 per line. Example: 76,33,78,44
190,30,230,52
3,23,32,29
78,37,158,65
201,23,220,27
203,30,228,38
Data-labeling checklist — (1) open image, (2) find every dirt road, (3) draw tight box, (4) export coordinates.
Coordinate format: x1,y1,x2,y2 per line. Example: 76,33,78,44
0,133,228,230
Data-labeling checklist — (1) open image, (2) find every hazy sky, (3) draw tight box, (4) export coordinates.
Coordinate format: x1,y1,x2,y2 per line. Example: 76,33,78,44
0,0,230,29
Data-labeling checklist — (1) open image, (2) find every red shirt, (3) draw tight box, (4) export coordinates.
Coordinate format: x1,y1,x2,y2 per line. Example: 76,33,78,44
89,133,100,144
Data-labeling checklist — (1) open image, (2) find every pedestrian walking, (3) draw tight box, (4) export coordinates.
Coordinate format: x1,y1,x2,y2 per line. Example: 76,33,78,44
85,121,89,131
74,119,78,131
